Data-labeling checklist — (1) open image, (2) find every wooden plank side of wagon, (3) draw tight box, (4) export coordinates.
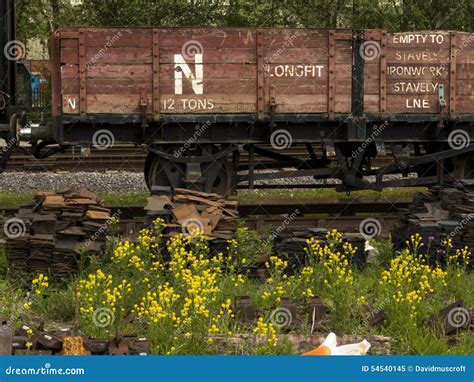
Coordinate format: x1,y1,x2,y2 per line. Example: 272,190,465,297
58,30,81,115
455,32,474,114
263,29,330,114
58,27,260,117
56,28,474,122
59,28,154,116
385,31,452,115
158,28,257,115
332,33,352,114
85,28,152,116
360,30,386,115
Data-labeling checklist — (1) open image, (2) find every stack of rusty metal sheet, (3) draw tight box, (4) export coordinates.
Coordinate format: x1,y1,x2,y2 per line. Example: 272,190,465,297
145,187,238,240
5,189,111,276
1,322,150,355
392,181,474,268
429,300,473,337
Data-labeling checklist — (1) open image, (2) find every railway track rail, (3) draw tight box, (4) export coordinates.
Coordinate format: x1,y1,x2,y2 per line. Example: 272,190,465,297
0,198,408,243
0,198,409,218
2,146,398,173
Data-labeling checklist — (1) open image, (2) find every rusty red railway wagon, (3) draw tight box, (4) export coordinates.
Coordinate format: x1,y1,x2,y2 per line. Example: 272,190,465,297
1,17,473,194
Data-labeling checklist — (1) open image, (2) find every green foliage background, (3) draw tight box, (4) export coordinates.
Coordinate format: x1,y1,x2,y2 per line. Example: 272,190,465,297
16,0,474,44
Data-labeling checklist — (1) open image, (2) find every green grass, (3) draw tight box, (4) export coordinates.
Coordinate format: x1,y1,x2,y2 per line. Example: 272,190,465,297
97,192,149,207
0,187,425,209
0,192,35,208
235,187,426,201
0,191,149,209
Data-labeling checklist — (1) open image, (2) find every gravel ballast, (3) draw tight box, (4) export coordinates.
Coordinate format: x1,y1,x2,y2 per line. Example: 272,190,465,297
0,170,415,194
0,171,149,193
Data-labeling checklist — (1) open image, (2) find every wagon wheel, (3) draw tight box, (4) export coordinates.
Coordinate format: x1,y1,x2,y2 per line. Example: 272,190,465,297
202,157,235,196
144,146,235,196
145,152,176,190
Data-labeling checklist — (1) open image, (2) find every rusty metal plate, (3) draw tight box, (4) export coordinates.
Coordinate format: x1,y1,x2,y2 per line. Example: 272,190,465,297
236,296,256,323
108,339,129,355
84,338,109,354
36,331,63,351
0,318,13,355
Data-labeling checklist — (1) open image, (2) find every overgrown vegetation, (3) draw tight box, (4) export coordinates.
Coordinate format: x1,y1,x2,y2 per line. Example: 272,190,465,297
0,225,472,355
17,0,474,44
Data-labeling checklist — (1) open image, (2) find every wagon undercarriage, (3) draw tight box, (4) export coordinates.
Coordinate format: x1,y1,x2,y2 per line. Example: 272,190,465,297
1,24,473,194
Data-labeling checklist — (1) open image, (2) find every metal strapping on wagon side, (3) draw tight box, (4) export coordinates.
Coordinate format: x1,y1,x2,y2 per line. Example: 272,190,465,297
379,31,387,116
79,31,87,116
256,30,265,120
449,32,457,116
152,28,160,122
328,30,336,118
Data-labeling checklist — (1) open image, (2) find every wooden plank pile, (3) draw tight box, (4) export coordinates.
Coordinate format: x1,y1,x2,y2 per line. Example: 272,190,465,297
145,187,238,240
5,189,111,275
392,180,474,268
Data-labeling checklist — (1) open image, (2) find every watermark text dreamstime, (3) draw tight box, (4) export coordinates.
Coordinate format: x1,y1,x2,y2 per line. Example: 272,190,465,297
263,31,300,73
351,121,389,159
84,209,122,247
261,209,301,246
85,30,128,70
173,121,211,158
441,213,473,245
4,364,85,376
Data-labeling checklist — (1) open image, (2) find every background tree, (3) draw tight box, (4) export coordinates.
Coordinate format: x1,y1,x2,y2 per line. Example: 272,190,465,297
16,0,474,50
